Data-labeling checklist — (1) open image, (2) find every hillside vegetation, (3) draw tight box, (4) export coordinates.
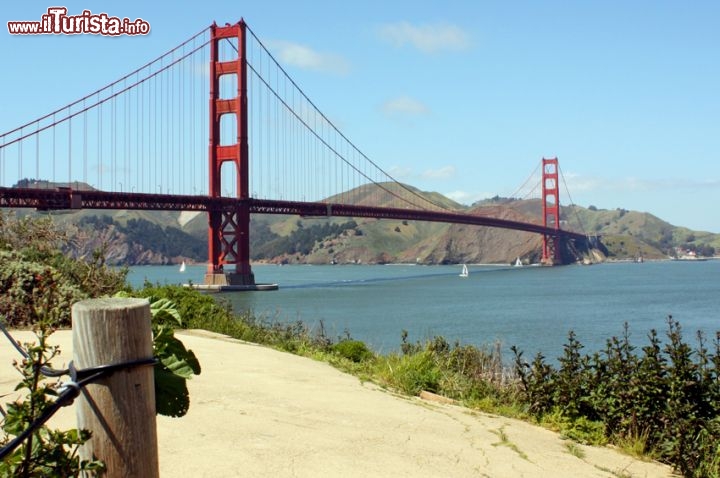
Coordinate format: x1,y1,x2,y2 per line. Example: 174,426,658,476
6,182,718,264
561,205,719,259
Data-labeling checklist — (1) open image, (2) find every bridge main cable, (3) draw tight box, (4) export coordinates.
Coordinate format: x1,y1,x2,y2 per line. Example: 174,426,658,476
242,24,450,213
0,27,209,149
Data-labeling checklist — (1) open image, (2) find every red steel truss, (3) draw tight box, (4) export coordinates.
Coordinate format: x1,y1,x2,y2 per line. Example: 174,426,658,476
0,188,588,244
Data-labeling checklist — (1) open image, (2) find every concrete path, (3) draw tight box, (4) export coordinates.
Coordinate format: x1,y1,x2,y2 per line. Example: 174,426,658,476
0,329,676,477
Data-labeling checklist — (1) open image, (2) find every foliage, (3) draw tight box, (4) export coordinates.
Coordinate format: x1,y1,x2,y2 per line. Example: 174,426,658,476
249,223,281,259
0,211,128,327
123,218,206,260
332,340,373,363
0,212,65,258
131,283,232,330
115,292,201,418
0,252,85,328
539,409,606,446
78,216,206,261
0,274,105,477
374,332,516,405
251,220,358,259
377,350,441,395
0,212,200,475
513,318,720,477
52,247,128,298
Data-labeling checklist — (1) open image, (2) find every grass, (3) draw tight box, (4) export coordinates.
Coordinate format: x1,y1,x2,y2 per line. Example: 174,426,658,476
490,426,529,461
565,442,585,459
593,465,633,478
539,409,607,446
613,429,653,461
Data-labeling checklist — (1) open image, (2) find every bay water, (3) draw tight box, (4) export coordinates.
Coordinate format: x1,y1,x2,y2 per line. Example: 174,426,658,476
128,261,720,361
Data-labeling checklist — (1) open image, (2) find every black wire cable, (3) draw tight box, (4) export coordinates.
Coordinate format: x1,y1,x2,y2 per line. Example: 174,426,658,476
0,370,102,461
0,320,68,378
0,325,157,461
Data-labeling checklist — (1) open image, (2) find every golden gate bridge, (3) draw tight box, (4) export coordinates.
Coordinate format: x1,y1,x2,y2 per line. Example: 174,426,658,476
0,19,591,289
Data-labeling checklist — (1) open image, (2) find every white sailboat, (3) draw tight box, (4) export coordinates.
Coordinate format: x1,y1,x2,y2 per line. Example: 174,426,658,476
459,264,469,278
179,261,186,272
514,257,523,267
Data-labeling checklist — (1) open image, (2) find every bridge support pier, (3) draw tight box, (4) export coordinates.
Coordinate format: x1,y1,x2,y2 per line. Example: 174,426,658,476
203,271,256,286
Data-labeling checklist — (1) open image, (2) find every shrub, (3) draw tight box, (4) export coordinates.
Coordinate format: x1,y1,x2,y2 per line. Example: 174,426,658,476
0,252,85,327
0,212,128,327
376,350,441,395
0,275,105,476
513,318,720,477
333,340,373,363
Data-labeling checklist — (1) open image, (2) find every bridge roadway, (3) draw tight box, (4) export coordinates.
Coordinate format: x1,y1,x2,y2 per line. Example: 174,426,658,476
0,187,588,242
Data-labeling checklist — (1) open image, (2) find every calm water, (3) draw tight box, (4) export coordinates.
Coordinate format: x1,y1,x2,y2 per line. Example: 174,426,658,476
128,261,720,360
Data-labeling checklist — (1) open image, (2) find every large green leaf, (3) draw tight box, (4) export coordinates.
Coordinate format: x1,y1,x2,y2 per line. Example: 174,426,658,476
157,334,201,379
150,298,182,326
114,292,201,417
154,366,190,418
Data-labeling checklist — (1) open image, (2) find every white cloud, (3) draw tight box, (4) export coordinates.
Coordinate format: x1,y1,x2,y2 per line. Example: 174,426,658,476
563,173,720,193
388,165,456,182
381,96,429,117
387,166,414,179
268,40,350,75
445,190,493,205
378,22,471,54
421,165,455,180
559,172,602,193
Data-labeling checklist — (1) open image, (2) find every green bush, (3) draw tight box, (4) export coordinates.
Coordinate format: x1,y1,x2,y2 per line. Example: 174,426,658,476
333,340,373,363
0,212,127,327
376,350,441,395
513,318,720,477
0,252,85,327
132,283,233,329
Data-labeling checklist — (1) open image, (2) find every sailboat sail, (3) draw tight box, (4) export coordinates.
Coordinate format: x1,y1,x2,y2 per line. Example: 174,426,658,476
459,264,469,277
179,261,186,272
514,257,523,267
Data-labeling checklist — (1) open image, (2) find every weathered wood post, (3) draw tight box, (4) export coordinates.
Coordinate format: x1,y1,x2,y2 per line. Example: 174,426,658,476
72,298,159,478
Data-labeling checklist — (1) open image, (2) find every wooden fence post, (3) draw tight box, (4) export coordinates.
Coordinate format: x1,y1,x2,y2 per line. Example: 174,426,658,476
72,298,159,478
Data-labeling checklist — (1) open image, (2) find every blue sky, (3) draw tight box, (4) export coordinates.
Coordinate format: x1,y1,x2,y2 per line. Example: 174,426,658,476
2,1,719,232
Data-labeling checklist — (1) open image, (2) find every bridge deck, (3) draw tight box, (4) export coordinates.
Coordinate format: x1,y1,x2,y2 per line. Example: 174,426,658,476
0,187,588,241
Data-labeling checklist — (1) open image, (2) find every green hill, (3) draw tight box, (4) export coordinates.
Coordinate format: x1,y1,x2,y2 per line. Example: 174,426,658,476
561,205,719,259
6,181,718,264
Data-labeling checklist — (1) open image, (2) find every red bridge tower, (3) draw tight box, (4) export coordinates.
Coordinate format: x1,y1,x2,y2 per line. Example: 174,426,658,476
204,20,255,286
541,157,561,265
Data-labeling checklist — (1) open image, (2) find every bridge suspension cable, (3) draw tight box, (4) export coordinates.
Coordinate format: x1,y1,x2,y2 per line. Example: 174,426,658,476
241,24,450,212
558,164,588,236
494,159,588,238
2,21,458,212
506,160,542,201
0,28,211,197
